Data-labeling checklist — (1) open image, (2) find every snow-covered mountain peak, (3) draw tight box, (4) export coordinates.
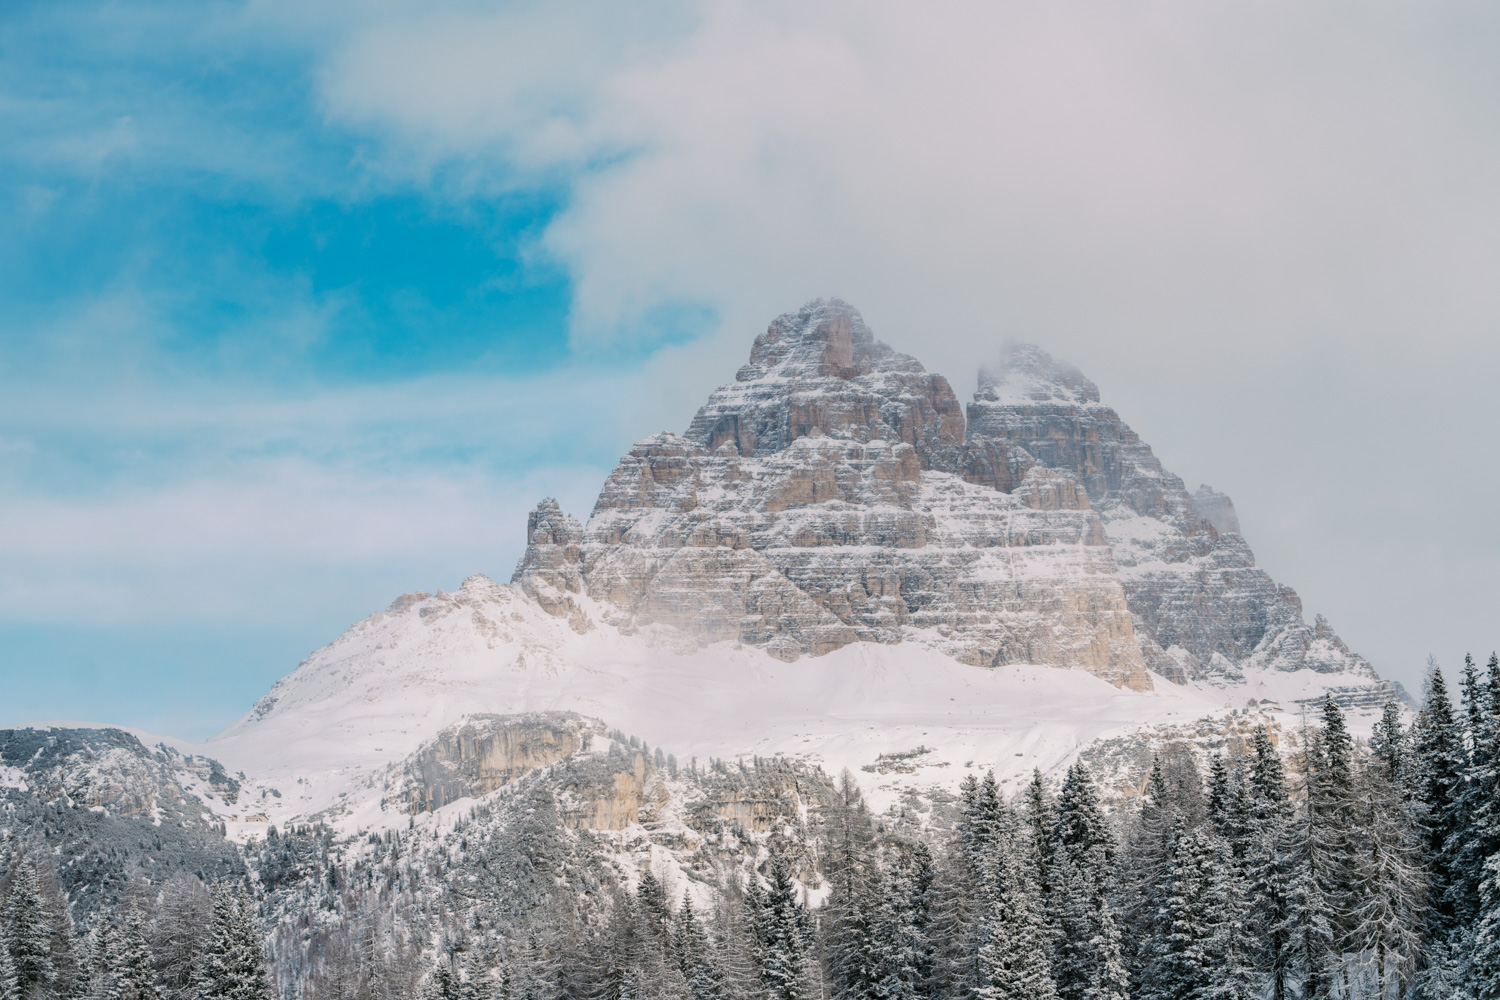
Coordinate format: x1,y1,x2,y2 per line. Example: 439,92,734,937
977,341,1103,408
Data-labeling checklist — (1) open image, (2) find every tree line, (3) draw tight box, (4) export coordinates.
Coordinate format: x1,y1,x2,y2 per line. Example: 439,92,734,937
5,653,1500,999
1,859,273,1000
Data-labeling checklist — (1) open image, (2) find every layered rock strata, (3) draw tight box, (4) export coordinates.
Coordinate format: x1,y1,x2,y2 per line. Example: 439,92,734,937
516,300,1150,689
515,298,1379,692
962,342,1377,683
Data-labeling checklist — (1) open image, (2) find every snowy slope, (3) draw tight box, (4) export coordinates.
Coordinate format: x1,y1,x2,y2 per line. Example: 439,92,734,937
188,574,1389,840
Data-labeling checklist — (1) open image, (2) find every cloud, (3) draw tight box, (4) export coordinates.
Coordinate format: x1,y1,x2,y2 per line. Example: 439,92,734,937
297,0,1500,688
5,0,1498,707
309,1,1500,371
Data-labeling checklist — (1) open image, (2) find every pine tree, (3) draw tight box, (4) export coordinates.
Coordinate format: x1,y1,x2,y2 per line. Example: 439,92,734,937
821,772,880,1000
1119,756,1188,989
638,869,673,949
1305,697,1365,977
1051,764,1121,1000
1056,763,1112,863
194,883,273,1000
674,894,721,1000
929,805,983,1000
117,907,159,1000
1452,652,1500,933
874,844,936,1000
759,851,808,1000
1022,769,1058,900
1245,728,1296,1000
975,845,1056,1000
1140,818,1208,1000
1349,735,1427,999
1413,658,1466,939
0,921,19,1000
1471,854,1500,1000
4,859,56,998
1198,832,1260,1000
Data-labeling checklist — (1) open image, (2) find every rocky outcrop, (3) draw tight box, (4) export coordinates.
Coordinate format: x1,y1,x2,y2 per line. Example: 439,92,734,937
683,301,966,471
965,342,1374,681
512,299,1373,690
516,300,1150,689
1191,485,1241,536
513,500,594,634
390,713,596,814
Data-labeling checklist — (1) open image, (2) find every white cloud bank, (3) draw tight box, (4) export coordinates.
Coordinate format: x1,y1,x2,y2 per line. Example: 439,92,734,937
10,0,1498,701
296,0,1500,687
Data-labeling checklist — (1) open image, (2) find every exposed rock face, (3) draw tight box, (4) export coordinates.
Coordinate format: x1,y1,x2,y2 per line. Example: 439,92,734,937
513,299,1375,691
518,300,1149,689
964,342,1375,682
1191,485,1241,536
0,728,246,914
683,301,966,471
390,713,596,814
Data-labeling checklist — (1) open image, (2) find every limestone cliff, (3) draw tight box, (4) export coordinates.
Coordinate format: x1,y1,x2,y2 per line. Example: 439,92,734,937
514,299,1377,692
515,299,1149,689
963,342,1376,683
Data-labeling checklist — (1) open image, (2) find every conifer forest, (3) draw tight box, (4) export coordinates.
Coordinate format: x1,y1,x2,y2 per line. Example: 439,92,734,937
4,655,1500,1000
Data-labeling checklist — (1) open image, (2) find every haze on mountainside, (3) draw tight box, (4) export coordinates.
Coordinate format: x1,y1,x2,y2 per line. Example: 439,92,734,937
5,298,1496,1000
11,296,1399,815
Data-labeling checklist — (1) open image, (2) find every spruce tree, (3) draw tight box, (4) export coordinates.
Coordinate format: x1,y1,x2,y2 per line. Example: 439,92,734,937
1056,763,1112,863
1051,764,1122,1000
1140,818,1208,1000
1413,659,1465,936
638,869,673,949
821,771,879,1000
975,845,1056,1000
1451,652,1500,932
1245,728,1296,1000
1119,756,1186,987
117,907,159,1000
1200,834,1260,1000
194,883,273,1000
759,851,808,1000
674,894,721,1000
1351,738,1426,998
1471,854,1500,1000
1305,697,1364,968
0,922,19,1000
4,860,56,998
1022,769,1058,900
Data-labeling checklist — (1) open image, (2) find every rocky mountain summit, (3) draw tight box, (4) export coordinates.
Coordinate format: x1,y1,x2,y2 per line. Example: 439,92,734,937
515,298,1377,696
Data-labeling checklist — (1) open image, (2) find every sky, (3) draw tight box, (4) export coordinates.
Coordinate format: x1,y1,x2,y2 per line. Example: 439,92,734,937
2,0,1498,739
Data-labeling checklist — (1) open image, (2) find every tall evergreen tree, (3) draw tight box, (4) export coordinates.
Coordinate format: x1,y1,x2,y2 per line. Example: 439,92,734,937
975,845,1055,1000
1051,764,1121,1000
821,772,879,1000
0,922,19,1000
1351,737,1427,999
1139,819,1211,1000
1245,728,1296,1000
4,860,56,998
871,843,936,1000
1452,652,1500,932
1199,832,1260,1000
117,907,159,1000
1305,697,1364,973
759,851,809,1000
674,894,721,1000
1413,658,1465,938
1056,764,1112,863
194,883,273,1000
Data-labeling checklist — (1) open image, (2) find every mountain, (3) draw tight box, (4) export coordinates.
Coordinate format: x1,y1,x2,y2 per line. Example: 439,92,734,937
1,305,1417,995
149,297,1389,837
10,298,1397,842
